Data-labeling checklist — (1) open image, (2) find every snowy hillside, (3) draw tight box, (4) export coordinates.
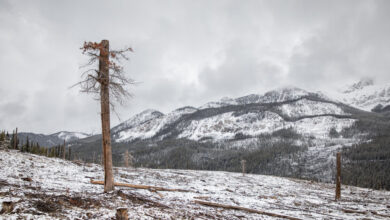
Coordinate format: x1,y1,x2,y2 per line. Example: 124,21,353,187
53,131,90,142
112,87,354,143
1,150,390,219
337,78,390,111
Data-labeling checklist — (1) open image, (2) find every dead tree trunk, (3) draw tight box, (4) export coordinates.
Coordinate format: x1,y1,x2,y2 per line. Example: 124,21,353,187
77,40,133,193
335,152,341,200
14,127,18,150
124,150,129,168
100,40,114,192
63,140,66,160
241,159,246,176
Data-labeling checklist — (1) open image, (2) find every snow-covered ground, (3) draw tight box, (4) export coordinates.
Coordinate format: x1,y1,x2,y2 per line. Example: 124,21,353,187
1,150,389,219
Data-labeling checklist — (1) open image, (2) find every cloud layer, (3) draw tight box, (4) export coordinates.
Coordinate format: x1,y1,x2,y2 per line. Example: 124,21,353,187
1,0,389,133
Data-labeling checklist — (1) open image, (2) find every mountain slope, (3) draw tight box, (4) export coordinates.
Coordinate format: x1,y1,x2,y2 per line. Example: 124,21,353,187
69,85,390,187
1,149,389,219
111,87,354,143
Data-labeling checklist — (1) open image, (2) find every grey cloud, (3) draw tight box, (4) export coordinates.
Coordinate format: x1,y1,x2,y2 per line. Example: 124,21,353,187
1,0,390,133
198,40,284,99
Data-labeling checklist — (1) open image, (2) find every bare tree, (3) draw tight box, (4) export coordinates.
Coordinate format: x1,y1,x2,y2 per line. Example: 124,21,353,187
75,40,133,192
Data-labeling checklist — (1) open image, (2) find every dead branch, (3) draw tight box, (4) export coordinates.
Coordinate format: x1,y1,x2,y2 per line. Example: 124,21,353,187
75,41,134,109
341,208,390,218
194,200,302,220
117,190,169,209
90,180,191,192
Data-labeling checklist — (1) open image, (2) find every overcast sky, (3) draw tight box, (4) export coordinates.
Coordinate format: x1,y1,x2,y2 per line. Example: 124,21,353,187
1,0,390,134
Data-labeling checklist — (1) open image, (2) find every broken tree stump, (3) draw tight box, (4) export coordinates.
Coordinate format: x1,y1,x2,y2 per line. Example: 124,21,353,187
91,179,191,192
0,201,14,214
194,200,302,220
116,208,128,220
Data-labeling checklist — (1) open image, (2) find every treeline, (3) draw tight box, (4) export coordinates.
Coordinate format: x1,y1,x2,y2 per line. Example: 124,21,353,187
341,119,390,190
71,127,309,179
1,130,72,160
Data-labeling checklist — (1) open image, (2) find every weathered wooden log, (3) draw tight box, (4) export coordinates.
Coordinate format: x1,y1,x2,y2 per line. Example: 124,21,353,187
194,200,302,220
116,208,128,220
91,180,190,192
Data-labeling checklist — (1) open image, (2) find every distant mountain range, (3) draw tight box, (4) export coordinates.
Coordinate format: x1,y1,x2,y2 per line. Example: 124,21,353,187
19,78,390,146
110,87,354,143
12,78,390,190
18,131,90,147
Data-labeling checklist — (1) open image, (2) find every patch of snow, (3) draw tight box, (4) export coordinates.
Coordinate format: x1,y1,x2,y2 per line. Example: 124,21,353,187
278,99,348,118
56,131,90,141
115,107,197,142
330,78,390,111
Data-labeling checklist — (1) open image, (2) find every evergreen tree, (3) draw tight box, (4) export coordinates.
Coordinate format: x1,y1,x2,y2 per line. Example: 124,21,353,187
26,136,30,153
329,127,340,138
0,131,5,142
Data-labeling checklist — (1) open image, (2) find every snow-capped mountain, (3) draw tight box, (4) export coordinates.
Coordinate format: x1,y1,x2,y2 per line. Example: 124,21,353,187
70,84,389,183
337,78,390,112
51,131,90,142
18,131,91,147
111,87,354,143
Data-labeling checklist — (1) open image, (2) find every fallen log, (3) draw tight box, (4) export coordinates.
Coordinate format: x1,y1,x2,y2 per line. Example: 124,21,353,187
90,180,190,192
194,200,302,220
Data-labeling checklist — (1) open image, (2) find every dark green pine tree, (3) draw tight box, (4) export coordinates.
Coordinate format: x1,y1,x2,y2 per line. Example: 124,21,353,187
0,131,5,142
26,137,30,153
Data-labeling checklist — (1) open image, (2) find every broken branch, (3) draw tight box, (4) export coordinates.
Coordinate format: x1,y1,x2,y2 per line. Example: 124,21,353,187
90,180,191,192
194,200,302,220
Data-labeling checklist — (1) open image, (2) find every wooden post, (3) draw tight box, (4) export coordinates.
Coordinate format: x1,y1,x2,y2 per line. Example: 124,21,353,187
335,152,341,200
115,208,128,220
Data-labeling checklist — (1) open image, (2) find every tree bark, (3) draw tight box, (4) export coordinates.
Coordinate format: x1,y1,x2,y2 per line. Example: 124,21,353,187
99,39,114,192
335,152,341,200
